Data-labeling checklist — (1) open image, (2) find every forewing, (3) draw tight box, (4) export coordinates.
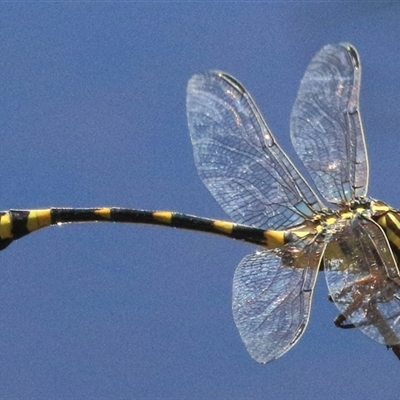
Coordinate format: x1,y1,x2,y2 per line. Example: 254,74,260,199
187,72,323,230
232,238,324,363
325,217,400,346
291,43,368,205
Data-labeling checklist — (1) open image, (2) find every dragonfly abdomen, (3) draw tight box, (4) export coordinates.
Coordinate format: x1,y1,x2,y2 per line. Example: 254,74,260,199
0,208,294,250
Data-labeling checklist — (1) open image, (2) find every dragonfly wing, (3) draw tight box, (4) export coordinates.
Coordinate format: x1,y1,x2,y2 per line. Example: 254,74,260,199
187,72,323,230
291,43,368,205
232,238,324,363
325,217,400,346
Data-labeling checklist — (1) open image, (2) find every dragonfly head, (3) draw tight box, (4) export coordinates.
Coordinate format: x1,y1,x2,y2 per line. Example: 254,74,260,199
349,197,371,212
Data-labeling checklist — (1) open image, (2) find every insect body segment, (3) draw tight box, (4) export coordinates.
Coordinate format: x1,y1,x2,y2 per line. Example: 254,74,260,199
374,210,400,259
0,208,298,251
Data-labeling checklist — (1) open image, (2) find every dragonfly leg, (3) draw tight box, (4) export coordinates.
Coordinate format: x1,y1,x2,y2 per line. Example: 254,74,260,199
333,313,356,329
330,286,363,329
328,291,356,327
388,344,400,361
328,293,355,328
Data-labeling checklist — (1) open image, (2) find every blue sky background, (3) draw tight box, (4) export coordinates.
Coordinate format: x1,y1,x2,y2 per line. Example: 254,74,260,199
1,3,400,399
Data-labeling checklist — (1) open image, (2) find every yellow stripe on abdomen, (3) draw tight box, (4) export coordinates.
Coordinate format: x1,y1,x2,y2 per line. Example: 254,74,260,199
264,230,286,248
213,220,234,234
94,208,111,220
0,213,12,239
153,211,172,224
26,209,52,232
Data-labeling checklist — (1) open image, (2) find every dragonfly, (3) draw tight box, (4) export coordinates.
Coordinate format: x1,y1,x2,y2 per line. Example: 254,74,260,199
2,43,400,364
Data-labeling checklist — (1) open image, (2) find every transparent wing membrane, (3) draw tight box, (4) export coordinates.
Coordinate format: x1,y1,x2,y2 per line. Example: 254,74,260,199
186,44,400,361
291,43,368,205
187,72,323,230
325,217,400,346
232,238,324,363
185,44,400,362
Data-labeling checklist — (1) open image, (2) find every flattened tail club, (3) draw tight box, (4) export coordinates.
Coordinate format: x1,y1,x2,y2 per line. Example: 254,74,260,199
0,207,301,251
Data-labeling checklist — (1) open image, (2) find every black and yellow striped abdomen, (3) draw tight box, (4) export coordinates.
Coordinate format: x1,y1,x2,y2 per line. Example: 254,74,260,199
0,208,296,250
